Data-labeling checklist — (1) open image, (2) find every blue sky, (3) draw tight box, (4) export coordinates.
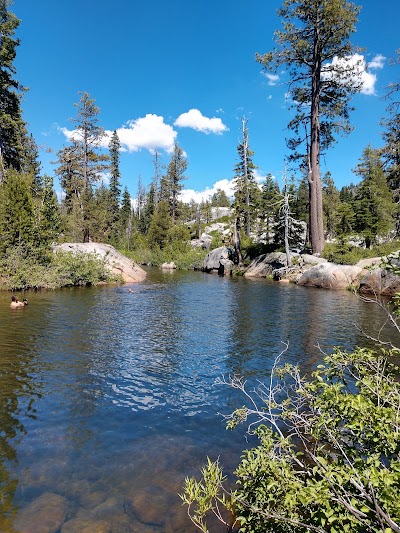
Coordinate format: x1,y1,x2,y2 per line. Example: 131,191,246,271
13,0,400,202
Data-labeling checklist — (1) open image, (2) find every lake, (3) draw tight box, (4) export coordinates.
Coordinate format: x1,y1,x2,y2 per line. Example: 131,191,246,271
0,269,395,532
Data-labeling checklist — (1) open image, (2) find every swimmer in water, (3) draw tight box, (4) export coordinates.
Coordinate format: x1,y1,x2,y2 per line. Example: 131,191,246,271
10,296,28,308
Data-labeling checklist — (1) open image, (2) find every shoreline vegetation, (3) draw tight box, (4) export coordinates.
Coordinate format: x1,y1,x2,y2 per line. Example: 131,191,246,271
3,237,400,294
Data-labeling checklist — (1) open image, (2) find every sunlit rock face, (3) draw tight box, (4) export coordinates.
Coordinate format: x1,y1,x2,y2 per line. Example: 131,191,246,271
53,243,146,283
202,246,234,275
244,252,289,278
297,262,364,290
359,267,400,296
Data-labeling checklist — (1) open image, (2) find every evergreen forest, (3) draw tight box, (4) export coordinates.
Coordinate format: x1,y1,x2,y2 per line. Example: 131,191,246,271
1,1,400,290
2,1,400,531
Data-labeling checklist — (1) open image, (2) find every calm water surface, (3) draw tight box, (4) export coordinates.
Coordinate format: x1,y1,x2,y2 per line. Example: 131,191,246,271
0,269,394,532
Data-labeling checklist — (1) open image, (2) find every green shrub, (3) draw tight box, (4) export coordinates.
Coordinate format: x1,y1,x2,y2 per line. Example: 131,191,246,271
322,239,400,265
0,246,118,290
182,346,400,532
127,242,207,270
51,251,117,287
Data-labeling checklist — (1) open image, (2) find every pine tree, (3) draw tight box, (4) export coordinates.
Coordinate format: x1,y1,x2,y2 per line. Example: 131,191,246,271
211,189,230,207
22,133,42,193
33,175,61,247
336,201,355,236
294,176,309,224
147,200,172,249
233,118,259,237
55,92,108,242
108,130,121,219
353,146,396,248
339,182,358,203
152,149,161,207
162,142,188,223
91,183,111,242
257,0,361,253
322,172,340,239
260,174,280,243
381,50,400,231
273,174,305,251
136,174,147,233
142,183,156,233
0,169,34,253
0,0,28,179
119,186,133,248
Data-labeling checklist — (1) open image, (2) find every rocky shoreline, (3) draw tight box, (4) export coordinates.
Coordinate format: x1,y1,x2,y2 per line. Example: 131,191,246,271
202,247,400,296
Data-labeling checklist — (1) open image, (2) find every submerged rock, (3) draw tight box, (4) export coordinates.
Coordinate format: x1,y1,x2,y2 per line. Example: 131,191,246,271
13,492,68,533
124,485,170,527
61,518,110,533
53,243,146,283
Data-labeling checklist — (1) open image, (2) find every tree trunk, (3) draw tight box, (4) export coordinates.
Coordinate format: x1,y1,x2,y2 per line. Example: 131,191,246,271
283,177,292,268
308,36,324,254
234,217,243,265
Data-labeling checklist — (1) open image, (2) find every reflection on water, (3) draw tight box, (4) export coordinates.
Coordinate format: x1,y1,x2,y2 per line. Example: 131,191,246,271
0,270,396,532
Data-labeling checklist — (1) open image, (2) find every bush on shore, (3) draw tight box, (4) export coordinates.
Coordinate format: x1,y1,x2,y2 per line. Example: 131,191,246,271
123,230,209,270
0,246,118,290
322,239,400,265
182,346,400,532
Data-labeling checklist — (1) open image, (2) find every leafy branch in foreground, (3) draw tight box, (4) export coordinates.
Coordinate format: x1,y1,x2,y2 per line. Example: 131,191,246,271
182,343,400,532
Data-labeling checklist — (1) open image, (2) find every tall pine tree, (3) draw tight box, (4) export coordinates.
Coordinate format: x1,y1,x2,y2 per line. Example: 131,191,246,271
233,118,259,237
257,0,361,253
108,130,121,219
353,146,396,248
161,142,187,223
0,0,28,179
56,92,108,242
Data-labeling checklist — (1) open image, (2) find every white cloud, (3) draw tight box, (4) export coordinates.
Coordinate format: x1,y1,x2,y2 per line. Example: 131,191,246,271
110,114,177,153
60,114,178,154
263,72,280,86
267,95,272,100
179,178,236,204
368,54,385,70
322,53,379,96
174,109,228,134
179,173,275,204
253,170,267,184
59,126,81,142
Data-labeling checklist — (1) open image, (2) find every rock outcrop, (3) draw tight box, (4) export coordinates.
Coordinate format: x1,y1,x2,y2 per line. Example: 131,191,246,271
53,243,146,283
244,252,288,278
297,262,364,290
359,267,400,296
243,250,400,294
202,246,234,275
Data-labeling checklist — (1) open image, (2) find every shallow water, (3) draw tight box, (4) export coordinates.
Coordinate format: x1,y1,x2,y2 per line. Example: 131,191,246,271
0,270,396,532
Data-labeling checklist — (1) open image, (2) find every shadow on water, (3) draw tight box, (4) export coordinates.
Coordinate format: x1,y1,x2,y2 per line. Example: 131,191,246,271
0,270,397,532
